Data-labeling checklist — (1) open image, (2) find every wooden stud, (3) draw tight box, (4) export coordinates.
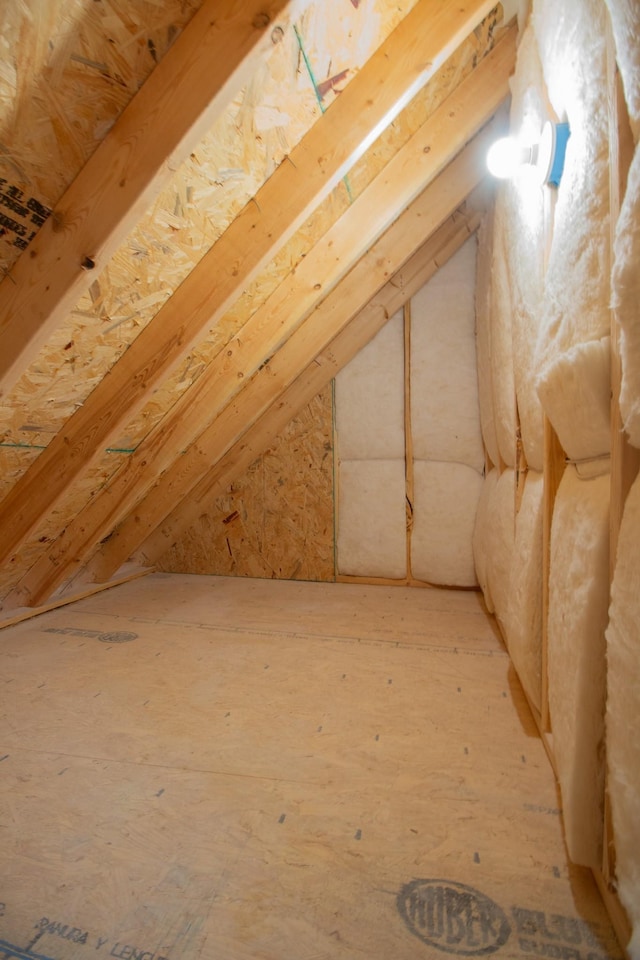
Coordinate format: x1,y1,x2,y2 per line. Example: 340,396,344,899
540,416,566,734
0,0,499,570
537,92,563,730
404,300,415,581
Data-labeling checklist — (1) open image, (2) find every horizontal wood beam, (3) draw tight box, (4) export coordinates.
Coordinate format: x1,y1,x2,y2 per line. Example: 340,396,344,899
88,144,494,578
129,202,487,570
0,0,498,568
9,28,515,607
0,0,308,397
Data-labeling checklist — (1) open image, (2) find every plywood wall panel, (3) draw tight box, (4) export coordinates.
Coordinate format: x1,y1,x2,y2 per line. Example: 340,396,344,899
156,387,334,581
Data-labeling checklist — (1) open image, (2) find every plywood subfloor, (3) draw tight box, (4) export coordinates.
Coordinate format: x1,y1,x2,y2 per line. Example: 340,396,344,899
0,574,622,960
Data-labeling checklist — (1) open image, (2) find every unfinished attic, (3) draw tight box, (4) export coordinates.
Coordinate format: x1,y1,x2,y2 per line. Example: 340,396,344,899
1,0,639,955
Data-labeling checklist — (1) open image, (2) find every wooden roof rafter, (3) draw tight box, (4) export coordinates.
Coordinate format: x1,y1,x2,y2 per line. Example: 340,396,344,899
106,181,493,576
0,0,500,572
7,21,516,608
0,0,311,397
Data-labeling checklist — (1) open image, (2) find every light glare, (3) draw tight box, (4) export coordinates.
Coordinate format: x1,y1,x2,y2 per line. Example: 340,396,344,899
486,137,521,179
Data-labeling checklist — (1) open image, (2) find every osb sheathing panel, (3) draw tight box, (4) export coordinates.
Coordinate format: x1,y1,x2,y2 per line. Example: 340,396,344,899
131,6,501,453
0,2,504,596
156,387,334,581
133,4,502,449
0,11,310,448
0,0,419,447
145,12,503,582
0,0,203,274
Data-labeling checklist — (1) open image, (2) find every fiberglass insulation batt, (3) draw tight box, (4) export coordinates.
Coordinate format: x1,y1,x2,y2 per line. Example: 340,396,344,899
536,337,612,462
548,466,610,870
498,25,547,471
472,468,499,614
606,0,640,452
476,468,516,632
533,0,611,386
532,0,613,473
504,470,544,713
612,146,640,450
604,0,640,141
335,310,405,462
337,240,484,585
606,472,640,957
336,311,406,578
337,459,406,579
410,238,483,586
411,461,483,587
410,238,483,471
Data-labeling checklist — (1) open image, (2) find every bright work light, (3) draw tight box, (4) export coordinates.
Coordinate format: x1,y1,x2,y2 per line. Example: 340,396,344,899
486,121,570,186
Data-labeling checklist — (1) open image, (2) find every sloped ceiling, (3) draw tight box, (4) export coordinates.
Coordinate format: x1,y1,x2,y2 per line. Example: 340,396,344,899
0,0,518,613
